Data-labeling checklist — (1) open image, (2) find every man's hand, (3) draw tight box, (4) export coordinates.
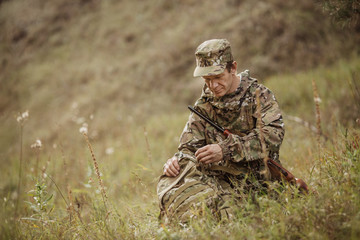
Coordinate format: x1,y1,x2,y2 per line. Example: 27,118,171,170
163,156,180,177
195,144,223,164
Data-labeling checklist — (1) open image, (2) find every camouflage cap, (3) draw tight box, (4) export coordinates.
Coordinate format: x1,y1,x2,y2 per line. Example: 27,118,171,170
193,39,233,77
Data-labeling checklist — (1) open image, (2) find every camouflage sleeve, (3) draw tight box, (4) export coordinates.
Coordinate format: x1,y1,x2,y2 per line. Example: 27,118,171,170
175,112,207,167
218,85,285,163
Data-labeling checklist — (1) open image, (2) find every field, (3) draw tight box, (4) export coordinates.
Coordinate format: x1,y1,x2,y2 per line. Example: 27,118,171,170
1,0,359,239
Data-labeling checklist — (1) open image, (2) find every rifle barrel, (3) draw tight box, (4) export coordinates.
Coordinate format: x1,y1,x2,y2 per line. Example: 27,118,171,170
188,106,225,134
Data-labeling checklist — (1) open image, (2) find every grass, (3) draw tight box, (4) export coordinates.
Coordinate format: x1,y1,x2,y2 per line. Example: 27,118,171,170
1,58,359,239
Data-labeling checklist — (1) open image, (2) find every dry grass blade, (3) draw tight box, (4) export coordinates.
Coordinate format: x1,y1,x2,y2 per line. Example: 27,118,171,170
15,124,23,216
312,79,322,156
67,186,74,223
143,126,153,168
15,111,28,216
82,133,109,212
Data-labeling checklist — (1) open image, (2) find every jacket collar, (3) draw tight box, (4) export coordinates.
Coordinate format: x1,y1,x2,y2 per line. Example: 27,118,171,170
200,73,257,110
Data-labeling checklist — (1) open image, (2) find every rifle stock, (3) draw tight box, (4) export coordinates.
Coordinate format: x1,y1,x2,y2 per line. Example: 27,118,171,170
188,105,309,194
267,159,309,193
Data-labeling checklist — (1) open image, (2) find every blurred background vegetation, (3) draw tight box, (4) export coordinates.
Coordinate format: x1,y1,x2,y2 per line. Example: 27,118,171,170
0,0,359,239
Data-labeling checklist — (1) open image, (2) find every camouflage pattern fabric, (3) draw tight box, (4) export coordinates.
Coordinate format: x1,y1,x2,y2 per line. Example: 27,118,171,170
159,161,237,223
193,39,233,77
157,70,285,223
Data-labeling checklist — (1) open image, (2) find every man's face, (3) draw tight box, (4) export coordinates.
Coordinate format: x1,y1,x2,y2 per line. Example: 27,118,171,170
203,70,234,97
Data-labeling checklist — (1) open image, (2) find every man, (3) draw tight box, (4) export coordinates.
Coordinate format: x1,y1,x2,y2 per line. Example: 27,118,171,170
157,39,285,223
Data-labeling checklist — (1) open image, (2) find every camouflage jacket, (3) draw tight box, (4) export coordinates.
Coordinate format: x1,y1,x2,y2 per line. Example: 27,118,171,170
175,70,285,175
157,70,285,218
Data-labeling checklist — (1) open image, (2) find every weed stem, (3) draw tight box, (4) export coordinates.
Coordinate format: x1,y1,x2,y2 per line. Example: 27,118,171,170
15,125,23,216
82,133,109,213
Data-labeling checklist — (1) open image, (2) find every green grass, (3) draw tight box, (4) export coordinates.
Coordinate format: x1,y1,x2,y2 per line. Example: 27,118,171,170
1,59,360,239
266,57,360,129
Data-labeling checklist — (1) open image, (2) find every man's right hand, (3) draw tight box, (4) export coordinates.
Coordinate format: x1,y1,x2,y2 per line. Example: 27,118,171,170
163,156,180,177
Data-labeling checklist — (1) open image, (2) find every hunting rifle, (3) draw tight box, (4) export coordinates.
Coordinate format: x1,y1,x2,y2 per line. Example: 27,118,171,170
188,105,309,193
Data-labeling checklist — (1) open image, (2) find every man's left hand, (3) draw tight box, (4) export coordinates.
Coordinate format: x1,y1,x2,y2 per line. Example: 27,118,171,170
195,144,223,164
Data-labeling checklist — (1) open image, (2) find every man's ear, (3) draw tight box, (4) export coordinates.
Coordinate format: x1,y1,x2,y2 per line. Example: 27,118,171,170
232,61,238,74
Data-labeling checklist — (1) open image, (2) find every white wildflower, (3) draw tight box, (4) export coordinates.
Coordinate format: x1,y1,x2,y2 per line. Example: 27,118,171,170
314,97,322,103
31,139,42,149
16,110,29,124
79,123,88,134
105,147,114,155
79,126,88,134
22,111,29,119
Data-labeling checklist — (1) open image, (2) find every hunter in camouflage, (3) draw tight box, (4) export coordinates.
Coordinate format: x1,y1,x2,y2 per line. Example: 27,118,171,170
157,39,285,223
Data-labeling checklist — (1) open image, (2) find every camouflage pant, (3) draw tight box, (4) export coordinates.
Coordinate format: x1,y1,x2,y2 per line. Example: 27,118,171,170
157,161,265,223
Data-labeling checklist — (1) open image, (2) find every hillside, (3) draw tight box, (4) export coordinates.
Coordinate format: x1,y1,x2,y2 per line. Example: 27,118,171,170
0,0,359,239
1,0,358,153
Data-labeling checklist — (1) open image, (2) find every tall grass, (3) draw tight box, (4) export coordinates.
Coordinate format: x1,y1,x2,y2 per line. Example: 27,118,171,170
15,111,28,216
0,58,359,239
